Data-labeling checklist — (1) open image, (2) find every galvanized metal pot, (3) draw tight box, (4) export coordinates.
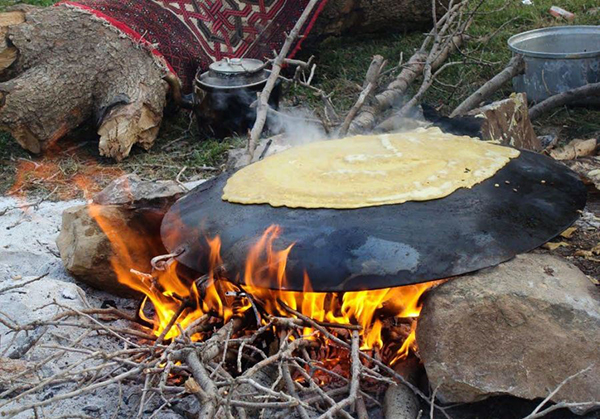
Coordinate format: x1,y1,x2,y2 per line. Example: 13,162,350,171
508,26,600,103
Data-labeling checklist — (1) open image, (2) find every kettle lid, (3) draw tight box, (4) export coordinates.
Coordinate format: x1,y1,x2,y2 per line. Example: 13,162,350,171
209,58,266,76
198,58,270,90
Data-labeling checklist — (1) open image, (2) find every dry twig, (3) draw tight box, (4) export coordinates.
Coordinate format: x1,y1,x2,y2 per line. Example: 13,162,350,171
451,54,525,116
522,366,599,419
242,0,322,165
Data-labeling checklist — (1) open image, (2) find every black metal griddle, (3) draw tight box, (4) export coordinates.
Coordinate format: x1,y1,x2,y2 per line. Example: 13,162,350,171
160,150,587,292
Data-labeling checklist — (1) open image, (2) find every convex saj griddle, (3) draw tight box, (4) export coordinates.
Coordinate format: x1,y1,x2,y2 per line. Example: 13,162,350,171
160,149,586,292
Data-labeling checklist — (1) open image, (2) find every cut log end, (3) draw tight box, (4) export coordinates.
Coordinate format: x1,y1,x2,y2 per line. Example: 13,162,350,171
10,125,42,154
0,47,18,72
0,11,26,27
98,103,162,161
0,26,19,73
469,93,542,151
0,6,168,160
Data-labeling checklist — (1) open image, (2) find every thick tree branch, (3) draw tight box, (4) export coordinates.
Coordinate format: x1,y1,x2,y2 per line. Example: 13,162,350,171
451,54,524,117
529,82,600,121
339,55,386,136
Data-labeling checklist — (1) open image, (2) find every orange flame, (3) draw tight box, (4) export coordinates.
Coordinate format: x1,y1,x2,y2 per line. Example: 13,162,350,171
7,137,441,365
91,210,442,363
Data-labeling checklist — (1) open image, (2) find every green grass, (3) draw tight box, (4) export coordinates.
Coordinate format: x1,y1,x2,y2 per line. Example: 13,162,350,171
1,0,599,197
0,0,54,10
303,0,600,113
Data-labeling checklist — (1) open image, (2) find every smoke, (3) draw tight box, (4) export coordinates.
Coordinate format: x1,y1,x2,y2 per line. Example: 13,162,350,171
267,106,327,146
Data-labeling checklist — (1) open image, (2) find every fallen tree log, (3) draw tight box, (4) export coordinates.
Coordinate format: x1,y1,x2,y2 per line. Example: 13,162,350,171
0,5,167,161
0,0,438,161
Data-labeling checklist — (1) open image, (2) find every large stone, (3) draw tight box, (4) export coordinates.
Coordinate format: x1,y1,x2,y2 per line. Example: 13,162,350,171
56,175,187,297
416,253,600,412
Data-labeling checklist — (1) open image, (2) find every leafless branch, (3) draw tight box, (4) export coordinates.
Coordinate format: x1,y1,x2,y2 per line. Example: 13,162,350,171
522,366,598,419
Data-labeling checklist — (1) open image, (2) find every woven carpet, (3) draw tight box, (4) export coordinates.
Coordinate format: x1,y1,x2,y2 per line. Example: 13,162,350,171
57,0,327,91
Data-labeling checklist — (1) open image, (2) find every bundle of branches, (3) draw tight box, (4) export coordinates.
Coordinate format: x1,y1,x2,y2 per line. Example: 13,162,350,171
240,0,485,164
0,288,447,419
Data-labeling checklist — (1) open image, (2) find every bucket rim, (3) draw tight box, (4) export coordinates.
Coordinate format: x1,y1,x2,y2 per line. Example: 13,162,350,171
507,25,600,59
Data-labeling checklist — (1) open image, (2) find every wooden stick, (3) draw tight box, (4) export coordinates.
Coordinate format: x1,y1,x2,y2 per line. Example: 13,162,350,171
243,0,321,165
154,298,193,346
349,0,470,134
184,350,218,419
522,366,596,419
529,82,600,121
339,55,386,136
2,364,151,416
0,272,49,294
376,0,483,131
451,54,525,117
315,331,361,419
201,317,244,363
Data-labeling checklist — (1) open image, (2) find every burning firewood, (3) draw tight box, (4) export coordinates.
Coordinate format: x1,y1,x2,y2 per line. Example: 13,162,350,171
0,293,436,418
3,186,449,417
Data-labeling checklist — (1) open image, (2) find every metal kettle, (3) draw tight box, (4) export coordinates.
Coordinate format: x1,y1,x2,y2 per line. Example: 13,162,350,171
166,58,281,138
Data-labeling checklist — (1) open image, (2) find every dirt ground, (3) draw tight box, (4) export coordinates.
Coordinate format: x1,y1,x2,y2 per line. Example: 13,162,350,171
540,193,600,282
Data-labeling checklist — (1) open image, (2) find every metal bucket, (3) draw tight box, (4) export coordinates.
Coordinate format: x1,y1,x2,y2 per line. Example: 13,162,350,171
508,26,600,102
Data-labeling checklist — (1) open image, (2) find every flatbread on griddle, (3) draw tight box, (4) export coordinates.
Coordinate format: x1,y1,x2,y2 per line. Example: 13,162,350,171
222,127,520,209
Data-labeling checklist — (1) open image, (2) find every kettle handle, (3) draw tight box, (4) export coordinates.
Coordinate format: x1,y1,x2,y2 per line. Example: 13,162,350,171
164,73,196,110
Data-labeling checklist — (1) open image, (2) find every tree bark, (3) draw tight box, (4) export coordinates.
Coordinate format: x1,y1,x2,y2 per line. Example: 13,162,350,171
315,0,444,38
0,5,167,161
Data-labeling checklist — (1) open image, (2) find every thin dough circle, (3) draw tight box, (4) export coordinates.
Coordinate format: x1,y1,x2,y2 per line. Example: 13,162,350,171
222,128,520,209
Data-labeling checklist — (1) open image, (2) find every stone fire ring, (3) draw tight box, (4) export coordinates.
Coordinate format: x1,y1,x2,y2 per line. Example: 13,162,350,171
161,150,587,292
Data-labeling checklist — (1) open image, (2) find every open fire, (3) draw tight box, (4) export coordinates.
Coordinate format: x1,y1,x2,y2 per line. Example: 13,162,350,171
90,204,442,367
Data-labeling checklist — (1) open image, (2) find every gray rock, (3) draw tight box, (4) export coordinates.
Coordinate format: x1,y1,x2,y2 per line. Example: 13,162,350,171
416,253,600,413
383,355,421,419
92,174,187,206
56,175,186,297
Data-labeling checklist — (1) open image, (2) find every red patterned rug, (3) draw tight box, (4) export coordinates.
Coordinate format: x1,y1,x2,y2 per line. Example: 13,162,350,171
56,0,327,91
